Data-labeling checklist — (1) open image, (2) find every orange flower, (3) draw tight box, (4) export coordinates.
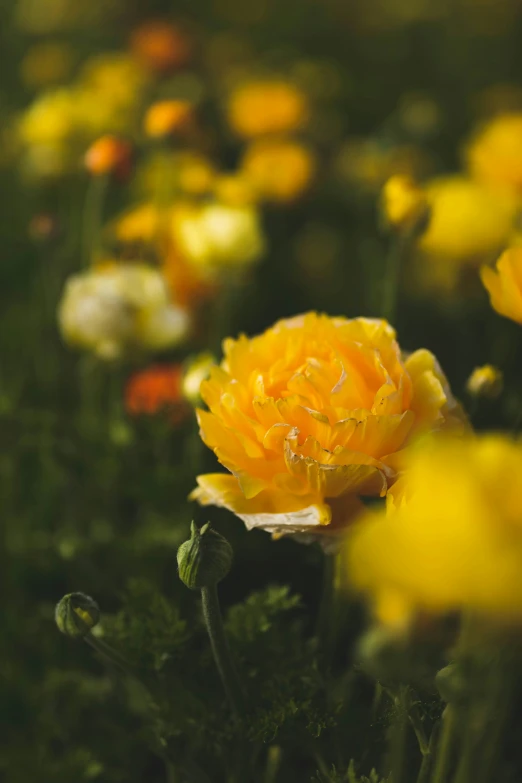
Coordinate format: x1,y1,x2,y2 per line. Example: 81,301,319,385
227,80,309,138
481,247,522,324
130,21,192,73
125,364,187,417
84,135,132,178
191,313,464,542
144,100,194,138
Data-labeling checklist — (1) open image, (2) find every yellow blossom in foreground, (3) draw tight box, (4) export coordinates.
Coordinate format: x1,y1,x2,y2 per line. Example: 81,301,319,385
466,113,522,196
191,314,464,542
241,138,316,203
466,365,503,399
58,263,189,360
227,80,309,138
480,247,522,325
381,175,429,229
171,201,265,276
346,435,522,624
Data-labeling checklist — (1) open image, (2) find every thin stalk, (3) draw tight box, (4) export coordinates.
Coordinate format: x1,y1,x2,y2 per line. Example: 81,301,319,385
201,584,246,717
82,175,108,267
387,685,409,783
84,634,132,673
431,705,457,783
381,212,429,324
316,549,342,668
264,746,282,783
415,721,439,783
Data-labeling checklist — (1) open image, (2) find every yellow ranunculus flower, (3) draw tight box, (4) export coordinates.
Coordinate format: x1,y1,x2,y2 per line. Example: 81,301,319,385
191,314,464,541
346,435,522,625
480,247,522,325
58,263,189,360
381,175,429,229
466,364,503,399
466,113,522,196
226,80,309,138
413,176,517,293
419,176,516,261
171,201,265,276
241,138,316,203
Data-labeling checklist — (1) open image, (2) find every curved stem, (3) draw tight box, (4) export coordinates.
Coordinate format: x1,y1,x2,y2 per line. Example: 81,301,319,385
201,584,246,717
431,706,457,783
82,175,108,267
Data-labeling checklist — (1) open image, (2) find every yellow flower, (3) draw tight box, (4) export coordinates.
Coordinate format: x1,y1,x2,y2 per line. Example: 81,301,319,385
191,314,464,541
112,202,216,307
171,201,265,276
241,138,316,203
413,176,517,293
466,365,503,399
346,435,522,624
182,352,216,406
480,247,522,325
144,100,194,139
227,80,309,138
381,175,429,229
466,113,522,196
18,89,78,147
84,135,132,178
58,263,189,360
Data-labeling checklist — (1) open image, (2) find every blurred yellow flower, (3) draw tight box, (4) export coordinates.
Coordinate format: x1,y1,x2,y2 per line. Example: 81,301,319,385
112,203,215,307
413,176,516,292
480,247,522,325
466,364,503,399
467,113,522,196
191,314,464,541
213,174,256,207
171,201,265,276
381,175,429,229
227,80,309,138
58,263,189,359
182,352,216,406
19,89,77,147
144,100,194,139
241,138,316,203
346,435,522,625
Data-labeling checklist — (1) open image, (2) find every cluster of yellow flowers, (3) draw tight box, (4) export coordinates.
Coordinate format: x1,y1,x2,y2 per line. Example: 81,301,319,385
380,109,522,298
32,20,325,360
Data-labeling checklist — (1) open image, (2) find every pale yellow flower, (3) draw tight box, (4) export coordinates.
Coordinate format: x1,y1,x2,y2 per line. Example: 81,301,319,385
466,365,503,398
58,263,189,359
467,113,522,195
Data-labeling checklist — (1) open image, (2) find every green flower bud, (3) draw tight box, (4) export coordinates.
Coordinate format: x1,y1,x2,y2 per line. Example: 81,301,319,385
55,592,100,638
177,521,233,590
436,662,468,705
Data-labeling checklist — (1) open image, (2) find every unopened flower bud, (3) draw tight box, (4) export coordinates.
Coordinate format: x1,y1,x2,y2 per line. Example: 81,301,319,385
84,136,133,179
55,592,100,638
177,521,233,590
436,662,468,705
144,100,193,139
381,175,430,231
182,352,216,405
466,364,503,399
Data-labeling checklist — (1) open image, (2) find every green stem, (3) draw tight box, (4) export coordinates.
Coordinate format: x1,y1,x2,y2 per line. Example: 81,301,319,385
201,584,246,717
415,721,439,783
84,634,132,673
381,212,429,324
387,685,409,783
431,706,457,783
82,175,108,267
316,550,342,668
264,746,282,783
